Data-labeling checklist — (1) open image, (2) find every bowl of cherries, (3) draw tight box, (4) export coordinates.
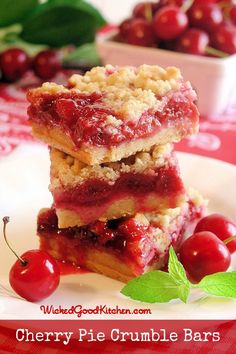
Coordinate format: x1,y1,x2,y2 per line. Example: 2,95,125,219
96,0,236,118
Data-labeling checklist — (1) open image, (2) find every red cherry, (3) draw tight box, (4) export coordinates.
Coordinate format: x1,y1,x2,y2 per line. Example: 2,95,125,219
55,98,78,125
230,6,236,25
188,4,223,33
211,25,236,54
126,18,156,46
10,250,60,302
176,28,209,55
92,221,115,245
0,48,30,82
118,219,145,239
119,18,133,39
195,214,236,253
179,231,231,282
153,6,188,40
3,217,60,302
32,50,61,80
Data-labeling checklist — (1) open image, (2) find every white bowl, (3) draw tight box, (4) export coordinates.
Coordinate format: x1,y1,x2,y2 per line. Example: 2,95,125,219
96,31,236,118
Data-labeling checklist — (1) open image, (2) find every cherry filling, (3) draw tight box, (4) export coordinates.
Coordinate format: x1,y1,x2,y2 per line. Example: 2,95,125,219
38,209,158,269
37,201,202,273
53,165,185,209
28,83,198,147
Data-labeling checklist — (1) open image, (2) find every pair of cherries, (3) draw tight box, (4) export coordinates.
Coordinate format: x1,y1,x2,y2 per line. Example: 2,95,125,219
179,214,236,282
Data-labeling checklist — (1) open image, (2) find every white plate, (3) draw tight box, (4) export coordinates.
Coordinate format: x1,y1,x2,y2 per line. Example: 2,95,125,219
0,145,236,320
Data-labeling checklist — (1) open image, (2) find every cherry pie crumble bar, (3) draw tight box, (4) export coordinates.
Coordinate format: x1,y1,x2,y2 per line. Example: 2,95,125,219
38,189,206,283
50,144,186,227
28,65,199,165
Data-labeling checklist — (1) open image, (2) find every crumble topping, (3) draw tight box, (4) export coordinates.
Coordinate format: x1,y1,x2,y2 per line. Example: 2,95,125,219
145,188,207,229
30,65,184,123
50,144,173,188
69,65,182,121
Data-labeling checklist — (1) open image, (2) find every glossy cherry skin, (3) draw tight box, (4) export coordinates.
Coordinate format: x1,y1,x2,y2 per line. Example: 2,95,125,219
126,18,156,46
0,48,30,82
32,50,61,80
9,250,60,302
153,6,188,40
211,25,236,54
230,6,236,25
179,231,231,282
188,3,223,33
195,214,236,253
119,18,133,39
176,28,209,55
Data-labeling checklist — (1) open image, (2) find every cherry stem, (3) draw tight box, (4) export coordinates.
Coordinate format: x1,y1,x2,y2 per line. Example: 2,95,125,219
224,235,236,245
205,46,229,58
2,216,27,266
181,0,194,13
145,3,153,22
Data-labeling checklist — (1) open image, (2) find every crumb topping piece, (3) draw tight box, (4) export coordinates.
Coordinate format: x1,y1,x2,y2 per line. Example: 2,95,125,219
50,144,173,188
30,65,183,123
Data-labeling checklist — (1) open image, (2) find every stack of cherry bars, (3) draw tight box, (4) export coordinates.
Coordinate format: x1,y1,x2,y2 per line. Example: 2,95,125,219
27,64,206,282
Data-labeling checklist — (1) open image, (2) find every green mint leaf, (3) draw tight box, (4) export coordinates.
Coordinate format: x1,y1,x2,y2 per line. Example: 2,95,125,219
168,246,190,303
0,0,38,27
121,271,182,303
177,283,190,303
198,272,236,298
21,0,106,47
168,246,189,285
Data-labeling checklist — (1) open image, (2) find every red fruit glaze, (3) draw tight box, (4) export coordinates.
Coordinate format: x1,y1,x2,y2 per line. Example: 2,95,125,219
153,6,188,40
176,28,209,55
32,50,61,80
195,213,236,253
58,261,87,275
230,6,236,25
10,250,60,302
28,84,198,148
126,18,156,46
188,4,223,33
179,231,231,282
54,165,184,207
0,48,30,82
38,205,196,274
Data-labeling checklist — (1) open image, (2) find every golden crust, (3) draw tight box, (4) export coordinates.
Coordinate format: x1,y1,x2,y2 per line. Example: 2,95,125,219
31,121,196,165
50,144,173,188
55,194,186,228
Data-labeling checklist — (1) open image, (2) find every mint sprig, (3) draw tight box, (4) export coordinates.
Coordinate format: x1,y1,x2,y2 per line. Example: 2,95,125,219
121,246,236,303
168,247,190,303
198,272,236,298
121,271,181,303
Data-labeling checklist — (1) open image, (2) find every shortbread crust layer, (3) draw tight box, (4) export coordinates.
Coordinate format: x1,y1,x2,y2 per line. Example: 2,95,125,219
50,145,186,227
